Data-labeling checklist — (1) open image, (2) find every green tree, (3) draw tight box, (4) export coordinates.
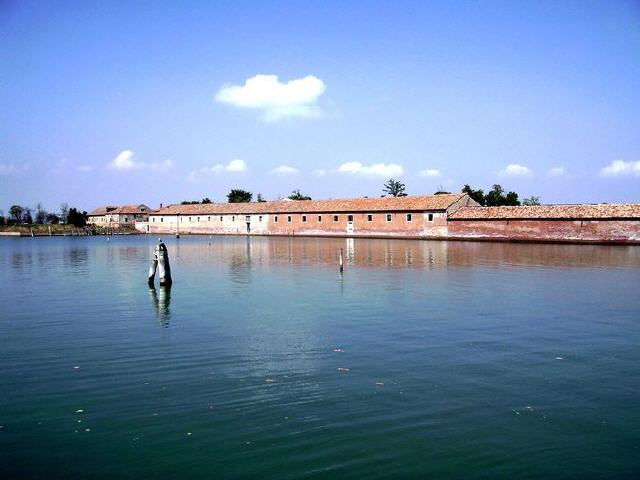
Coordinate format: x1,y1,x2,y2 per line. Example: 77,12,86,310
382,178,407,197
288,189,312,201
522,196,541,206
67,207,87,227
45,213,60,224
227,189,253,203
462,185,486,206
0,216,5,226
484,184,520,206
201,197,212,204
180,200,199,205
256,193,266,202
9,205,24,223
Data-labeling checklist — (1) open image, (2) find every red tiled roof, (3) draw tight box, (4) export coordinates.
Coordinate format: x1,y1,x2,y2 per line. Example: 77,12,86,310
88,204,154,216
450,204,640,220
151,194,466,216
87,205,118,216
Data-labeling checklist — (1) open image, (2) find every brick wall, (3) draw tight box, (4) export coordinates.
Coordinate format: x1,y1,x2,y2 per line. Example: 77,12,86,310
448,219,640,244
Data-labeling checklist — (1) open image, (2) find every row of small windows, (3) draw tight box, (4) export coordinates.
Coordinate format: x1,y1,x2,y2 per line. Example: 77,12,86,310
152,213,435,222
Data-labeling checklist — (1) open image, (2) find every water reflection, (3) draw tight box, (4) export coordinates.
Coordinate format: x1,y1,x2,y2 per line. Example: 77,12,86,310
149,286,171,327
157,236,640,271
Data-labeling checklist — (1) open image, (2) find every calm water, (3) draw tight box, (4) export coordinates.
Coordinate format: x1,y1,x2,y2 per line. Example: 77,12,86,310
1,236,639,479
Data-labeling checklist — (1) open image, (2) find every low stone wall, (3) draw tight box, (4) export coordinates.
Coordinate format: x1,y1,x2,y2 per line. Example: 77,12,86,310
447,219,640,244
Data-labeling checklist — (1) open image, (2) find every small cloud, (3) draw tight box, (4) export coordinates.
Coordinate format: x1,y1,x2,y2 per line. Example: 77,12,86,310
547,166,565,177
271,165,300,175
107,150,174,171
187,159,248,181
419,169,441,178
336,161,404,177
498,164,532,177
108,150,137,170
215,74,326,122
77,165,93,172
312,169,327,176
0,162,29,175
599,160,640,177
224,159,247,172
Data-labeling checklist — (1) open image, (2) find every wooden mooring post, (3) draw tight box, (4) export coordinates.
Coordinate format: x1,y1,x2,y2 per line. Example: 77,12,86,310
339,248,344,273
148,239,172,287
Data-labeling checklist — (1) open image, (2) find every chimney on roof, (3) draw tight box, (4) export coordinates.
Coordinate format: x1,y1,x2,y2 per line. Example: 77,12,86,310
160,203,163,209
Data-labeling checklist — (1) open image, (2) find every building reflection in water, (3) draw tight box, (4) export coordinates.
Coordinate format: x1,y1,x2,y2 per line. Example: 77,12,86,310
156,236,640,272
149,286,171,327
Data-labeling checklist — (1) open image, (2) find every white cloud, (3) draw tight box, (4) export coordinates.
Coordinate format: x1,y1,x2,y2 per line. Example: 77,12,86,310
547,166,565,177
108,150,136,170
419,169,441,178
498,164,532,177
599,160,640,177
0,162,29,175
107,150,174,171
215,74,326,122
336,161,404,177
187,159,248,181
312,169,327,176
271,165,300,175
224,159,248,172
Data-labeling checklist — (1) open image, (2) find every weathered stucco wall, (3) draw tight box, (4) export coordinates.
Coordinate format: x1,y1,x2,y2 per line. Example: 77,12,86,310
447,219,640,244
138,210,450,238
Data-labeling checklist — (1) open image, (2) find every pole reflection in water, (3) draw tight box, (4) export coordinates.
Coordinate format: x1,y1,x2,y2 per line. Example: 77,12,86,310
149,286,171,327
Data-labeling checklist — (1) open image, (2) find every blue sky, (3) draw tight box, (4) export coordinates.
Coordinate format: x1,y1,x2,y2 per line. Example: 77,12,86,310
1,0,639,212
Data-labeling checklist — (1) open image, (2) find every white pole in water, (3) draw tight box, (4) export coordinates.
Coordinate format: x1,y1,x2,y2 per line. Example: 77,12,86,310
339,248,344,273
48,226,52,236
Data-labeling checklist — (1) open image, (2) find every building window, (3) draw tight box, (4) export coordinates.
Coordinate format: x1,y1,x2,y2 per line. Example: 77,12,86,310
197,217,200,222
333,215,339,222
161,217,164,223
245,216,250,222
287,215,292,222
220,216,223,222
259,215,263,222
124,217,128,222
152,218,155,222
386,214,392,222
367,214,373,222
428,213,434,222
180,217,183,222
302,215,307,222
318,215,322,222
274,215,278,223
406,213,412,222
347,214,354,222
189,217,192,222
232,216,235,222
208,217,211,222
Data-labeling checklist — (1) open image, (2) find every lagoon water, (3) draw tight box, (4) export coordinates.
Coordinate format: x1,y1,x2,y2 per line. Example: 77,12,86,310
1,235,639,479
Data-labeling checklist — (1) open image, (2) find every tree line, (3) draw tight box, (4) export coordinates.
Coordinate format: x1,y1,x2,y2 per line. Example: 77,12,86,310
0,203,88,227
180,181,539,207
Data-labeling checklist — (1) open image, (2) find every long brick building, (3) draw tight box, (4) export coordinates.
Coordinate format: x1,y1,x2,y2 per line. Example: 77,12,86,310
141,194,476,238
134,195,640,244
